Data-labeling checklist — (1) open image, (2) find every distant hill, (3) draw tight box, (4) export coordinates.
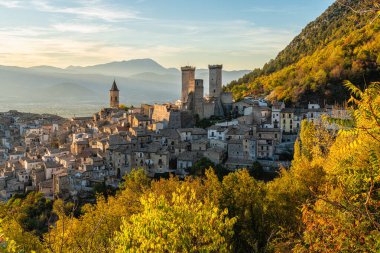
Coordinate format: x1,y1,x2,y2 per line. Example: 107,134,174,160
40,83,98,99
128,72,180,84
0,58,250,116
28,65,68,73
226,0,380,104
0,66,180,104
65,58,179,77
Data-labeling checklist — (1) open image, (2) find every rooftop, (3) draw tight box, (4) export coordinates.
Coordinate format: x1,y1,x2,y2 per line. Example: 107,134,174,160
110,80,119,91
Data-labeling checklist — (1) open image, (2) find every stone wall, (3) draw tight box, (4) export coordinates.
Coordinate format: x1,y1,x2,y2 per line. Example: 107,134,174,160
152,104,171,123
203,100,215,119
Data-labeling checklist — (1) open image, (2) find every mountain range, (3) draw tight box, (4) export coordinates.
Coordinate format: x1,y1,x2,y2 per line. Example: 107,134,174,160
0,59,249,116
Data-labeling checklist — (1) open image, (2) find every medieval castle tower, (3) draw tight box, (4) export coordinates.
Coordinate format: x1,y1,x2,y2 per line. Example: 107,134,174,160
110,80,120,108
209,65,223,98
180,64,233,119
181,66,196,104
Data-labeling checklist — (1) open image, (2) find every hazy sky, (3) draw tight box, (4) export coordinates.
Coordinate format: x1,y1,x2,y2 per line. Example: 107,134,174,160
0,0,335,70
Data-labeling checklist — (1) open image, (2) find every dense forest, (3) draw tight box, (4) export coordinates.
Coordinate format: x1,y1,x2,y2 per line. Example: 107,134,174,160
1,81,379,252
225,0,380,104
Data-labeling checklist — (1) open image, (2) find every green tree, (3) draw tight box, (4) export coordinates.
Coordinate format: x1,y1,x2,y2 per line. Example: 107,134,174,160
221,169,266,252
251,161,264,180
113,185,236,253
44,169,151,253
292,82,380,252
190,158,215,176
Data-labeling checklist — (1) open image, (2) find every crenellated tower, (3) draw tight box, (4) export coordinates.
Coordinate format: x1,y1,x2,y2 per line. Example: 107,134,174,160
181,66,196,106
208,65,223,98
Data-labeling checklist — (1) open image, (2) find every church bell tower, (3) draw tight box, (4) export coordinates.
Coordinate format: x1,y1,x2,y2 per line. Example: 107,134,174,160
110,80,119,108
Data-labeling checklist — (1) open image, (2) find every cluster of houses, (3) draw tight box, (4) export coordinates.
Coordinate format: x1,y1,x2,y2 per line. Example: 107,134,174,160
0,70,350,201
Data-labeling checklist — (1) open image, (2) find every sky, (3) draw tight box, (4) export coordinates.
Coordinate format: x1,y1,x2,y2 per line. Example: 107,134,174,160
0,0,335,70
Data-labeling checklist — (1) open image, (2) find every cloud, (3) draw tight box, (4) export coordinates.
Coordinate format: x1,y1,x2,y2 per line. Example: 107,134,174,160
0,27,49,37
1,0,142,22
0,28,186,68
0,1,21,8
0,2,297,70
52,23,111,33
30,0,142,22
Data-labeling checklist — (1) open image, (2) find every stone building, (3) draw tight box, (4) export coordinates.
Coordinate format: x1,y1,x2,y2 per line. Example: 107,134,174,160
152,104,181,129
256,128,281,160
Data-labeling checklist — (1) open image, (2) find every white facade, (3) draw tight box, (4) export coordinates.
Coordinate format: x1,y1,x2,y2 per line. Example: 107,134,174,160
208,127,228,141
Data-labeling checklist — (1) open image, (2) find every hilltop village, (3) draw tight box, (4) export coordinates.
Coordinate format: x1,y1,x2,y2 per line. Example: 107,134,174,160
0,65,350,200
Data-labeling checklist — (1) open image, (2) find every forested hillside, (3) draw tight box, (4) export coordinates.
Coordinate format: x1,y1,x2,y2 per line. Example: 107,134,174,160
1,82,379,252
226,0,380,104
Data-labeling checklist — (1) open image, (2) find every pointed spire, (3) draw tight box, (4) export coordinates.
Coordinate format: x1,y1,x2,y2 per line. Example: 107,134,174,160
110,79,119,91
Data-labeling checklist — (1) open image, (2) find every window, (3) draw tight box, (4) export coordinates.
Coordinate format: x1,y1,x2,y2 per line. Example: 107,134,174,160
275,134,277,138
